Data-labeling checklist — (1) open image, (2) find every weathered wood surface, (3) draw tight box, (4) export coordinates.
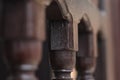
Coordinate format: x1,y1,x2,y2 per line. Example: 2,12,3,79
0,0,102,80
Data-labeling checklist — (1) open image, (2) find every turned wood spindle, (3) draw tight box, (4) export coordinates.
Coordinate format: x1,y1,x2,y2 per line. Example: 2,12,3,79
76,20,97,80
3,0,46,80
49,20,76,80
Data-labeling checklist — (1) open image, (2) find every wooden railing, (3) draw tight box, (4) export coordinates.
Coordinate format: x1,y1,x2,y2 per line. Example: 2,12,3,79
0,0,114,80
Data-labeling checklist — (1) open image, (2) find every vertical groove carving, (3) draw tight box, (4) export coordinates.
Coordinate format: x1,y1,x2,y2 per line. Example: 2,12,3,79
49,20,75,80
3,0,46,80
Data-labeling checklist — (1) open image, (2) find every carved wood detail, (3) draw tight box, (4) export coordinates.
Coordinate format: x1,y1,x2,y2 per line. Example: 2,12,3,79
49,20,76,80
0,0,101,80
76,19,97,80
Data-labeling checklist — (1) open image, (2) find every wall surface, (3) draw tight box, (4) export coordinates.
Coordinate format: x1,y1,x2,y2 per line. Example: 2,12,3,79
110,0,120,80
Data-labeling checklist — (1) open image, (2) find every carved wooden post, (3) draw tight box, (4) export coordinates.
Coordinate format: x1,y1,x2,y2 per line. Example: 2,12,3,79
3,0,48,80
45,1,77,80
76,19,97,80
49,19,76,80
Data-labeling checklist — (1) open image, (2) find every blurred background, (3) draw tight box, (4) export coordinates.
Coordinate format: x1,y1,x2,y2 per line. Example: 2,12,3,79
92,0,120,80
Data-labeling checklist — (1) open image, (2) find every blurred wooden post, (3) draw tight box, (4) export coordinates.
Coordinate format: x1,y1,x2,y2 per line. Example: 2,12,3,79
3,0,48,80
76,19,98,80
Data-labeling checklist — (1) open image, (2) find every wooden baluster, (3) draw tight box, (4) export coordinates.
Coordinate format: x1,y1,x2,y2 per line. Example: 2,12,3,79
3,0,47,80
5,41,43,80
49,20,76,80
76,20,97,80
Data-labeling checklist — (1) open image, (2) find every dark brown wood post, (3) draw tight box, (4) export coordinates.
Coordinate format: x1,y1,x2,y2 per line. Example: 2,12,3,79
76,19,97,80
49,19,76,80
45,1,77,80
3,0,47,80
